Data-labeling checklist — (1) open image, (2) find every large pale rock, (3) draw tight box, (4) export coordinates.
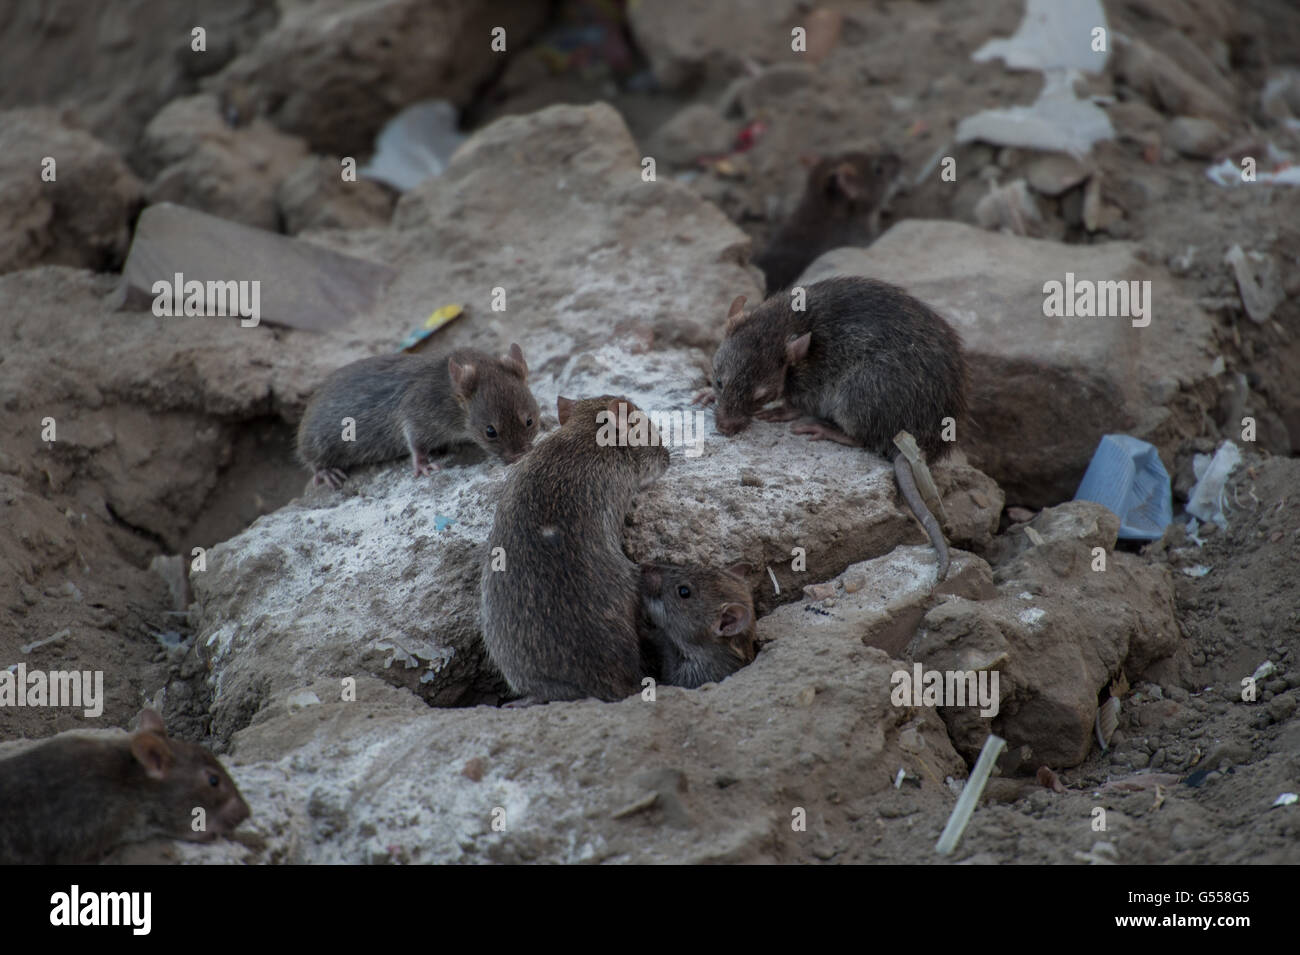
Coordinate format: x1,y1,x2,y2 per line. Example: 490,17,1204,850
801,221,1218,506
165,546,968,864
0,109,143,274
138,95,309,231
210,0,548,155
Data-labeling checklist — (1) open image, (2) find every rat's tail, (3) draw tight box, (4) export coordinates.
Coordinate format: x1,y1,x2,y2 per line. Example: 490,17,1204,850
891,450,950,581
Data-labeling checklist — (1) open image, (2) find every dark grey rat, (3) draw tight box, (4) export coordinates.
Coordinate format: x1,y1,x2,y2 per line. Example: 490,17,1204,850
0,709,250,864
638,562,757,688
297,344,541,488
754,150,902,294
480,395,670,704
697,276,966,579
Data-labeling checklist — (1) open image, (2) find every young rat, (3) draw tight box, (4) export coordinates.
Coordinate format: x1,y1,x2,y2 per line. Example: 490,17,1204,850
0,709,250,864
297,344,541,488
480,395,669,704
638,562,757,688
754,151,902,293
697,276,966,579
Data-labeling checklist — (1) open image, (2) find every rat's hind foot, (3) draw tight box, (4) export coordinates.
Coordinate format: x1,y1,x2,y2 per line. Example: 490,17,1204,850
313,468,348,489
755,403,801,422
791,419,859,446
502,695,545,709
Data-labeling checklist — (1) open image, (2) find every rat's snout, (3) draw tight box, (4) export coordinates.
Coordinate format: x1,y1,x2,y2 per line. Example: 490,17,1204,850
217,794,251,832
714,412,751,436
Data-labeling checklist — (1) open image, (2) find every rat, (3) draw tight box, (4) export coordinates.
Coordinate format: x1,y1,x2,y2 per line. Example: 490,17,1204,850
480,395,670,704
0,709,250,864
754,150,902,294
297,343,540,488
696,276,966,579
638,562,757,688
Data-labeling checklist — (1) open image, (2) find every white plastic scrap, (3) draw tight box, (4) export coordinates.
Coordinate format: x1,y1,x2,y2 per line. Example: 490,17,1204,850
1207,157,1300,187
936,734,1006,855
360,100,466,192
1273,793,1298,808
958,0,1113,156
1186,441,1242,529
1252,660,1277,683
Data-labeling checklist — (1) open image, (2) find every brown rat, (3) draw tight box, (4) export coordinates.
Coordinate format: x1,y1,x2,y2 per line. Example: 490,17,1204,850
754,151,902,294
697,276,966,579
0,709,250,864
480,395,669,704
638,562,757,688
297,344,541,488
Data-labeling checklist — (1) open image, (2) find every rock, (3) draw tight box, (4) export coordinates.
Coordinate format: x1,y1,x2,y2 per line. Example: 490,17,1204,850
210,0,549,156
1224,245,1285,325
800,221,1217,506
985,500,1119,567
1260,69,1300,121
913,523,1183,767
163,610,964,864
1166,116,1229,159
138,95,310,232
389,102,757,351
1267,692,1297,724
1113,38,1235,124
0,0,270,152
644,103,733,167
277,157,396,235
1025,155,1090,197
720,65,819,117
117,203,397,332
779,547,992,657
0,108,143,274
627,0,801,93
974,179,1043,235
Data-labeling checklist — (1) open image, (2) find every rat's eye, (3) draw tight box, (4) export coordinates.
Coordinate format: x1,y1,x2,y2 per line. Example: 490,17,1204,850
526,417,534,428
677,585,691,599
714,377,722,391
208,773,220,788
485,426,498,439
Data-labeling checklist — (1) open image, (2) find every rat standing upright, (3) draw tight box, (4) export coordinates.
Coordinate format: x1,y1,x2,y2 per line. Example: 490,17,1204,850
481,395,669,703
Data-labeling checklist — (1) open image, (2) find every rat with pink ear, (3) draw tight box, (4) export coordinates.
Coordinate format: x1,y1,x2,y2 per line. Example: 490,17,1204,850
638,562,757,687
0,709,250,864
480,395,669,704
297,344,541,488
696,276,967,580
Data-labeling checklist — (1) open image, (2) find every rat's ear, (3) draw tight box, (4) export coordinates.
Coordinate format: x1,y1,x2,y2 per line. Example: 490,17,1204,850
723,295,748,335
640,564,663,595
785,332,812,365
504,343,528,380
137,708,166,736
556,396,575,426
725,561,752,580
717,602,756,661
828,161,863,201
715,602,753,638
448,357,478,399
130,731,174,781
